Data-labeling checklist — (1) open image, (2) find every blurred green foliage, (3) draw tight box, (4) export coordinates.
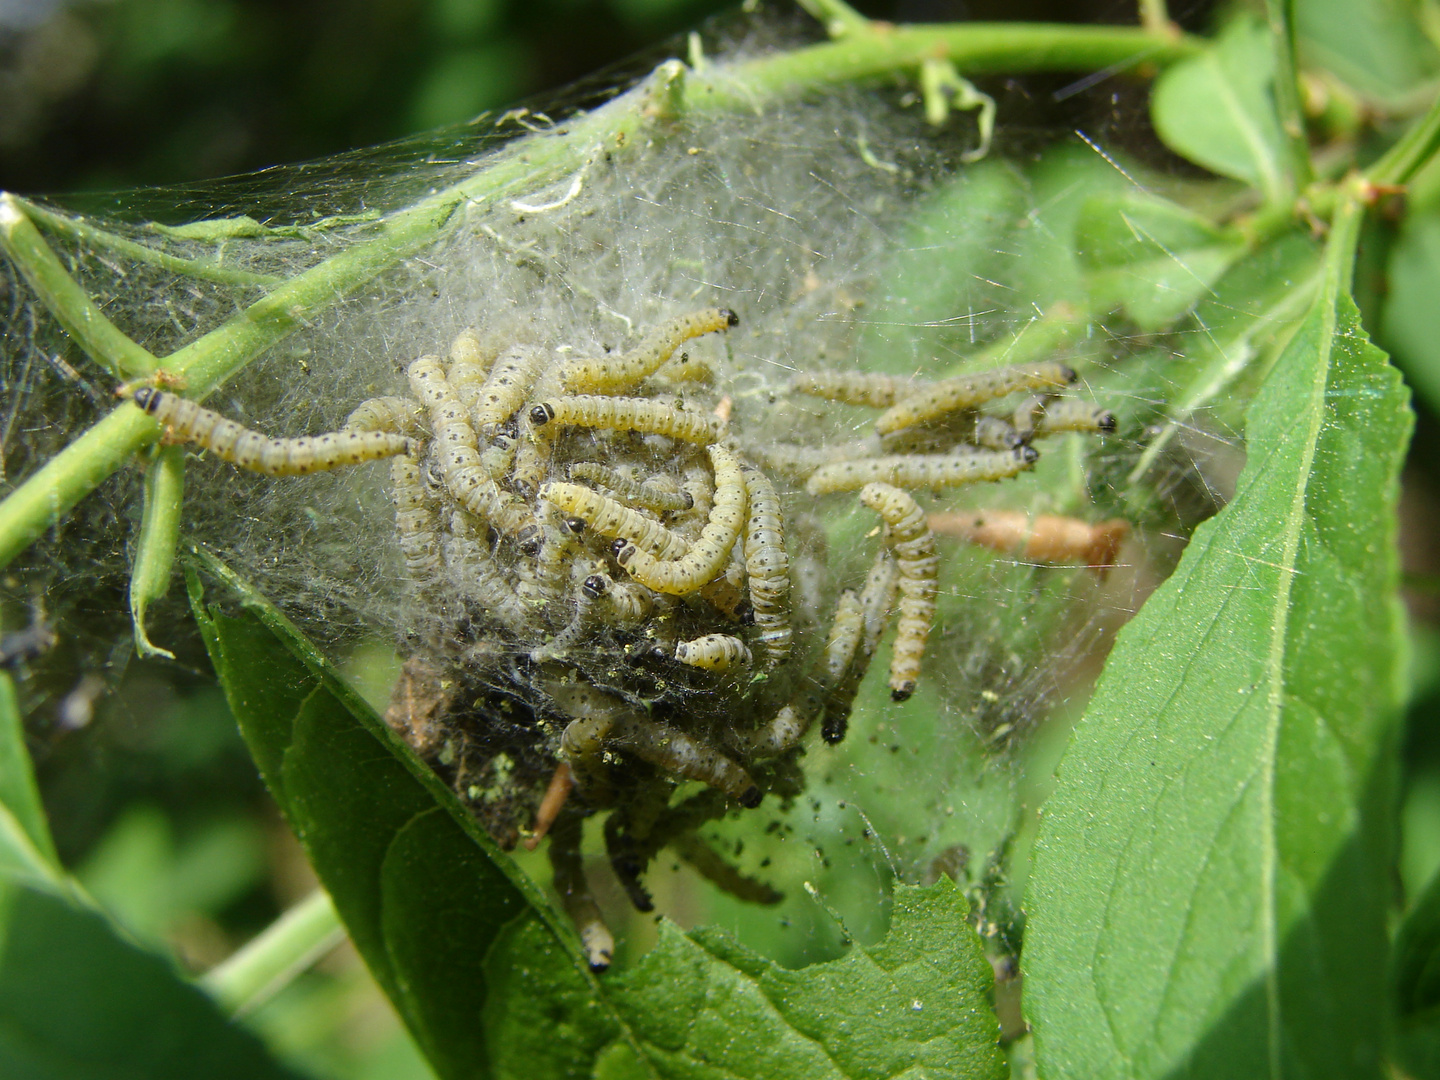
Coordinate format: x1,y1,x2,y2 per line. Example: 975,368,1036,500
0,0,740,192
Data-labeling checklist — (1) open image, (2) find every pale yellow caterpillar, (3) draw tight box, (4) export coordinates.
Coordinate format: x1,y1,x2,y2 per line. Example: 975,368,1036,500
343,396,427,438
390,457,443,581
860,483,939,702
819,590,865,690
446,328,495,407
528,395,725,444
674,633,752,673
408,356,538,547
1018,396,1117,438
569,462,693,513
874,360,1076,435
821,550,899,743
559,307,737,394
745,437,883,481
472,343,545,434
790,370,918,408
131,388,417,475
615,444,748,596
741,465,791,666
539,481,689,560
804,446,1038,495
442,510,530,628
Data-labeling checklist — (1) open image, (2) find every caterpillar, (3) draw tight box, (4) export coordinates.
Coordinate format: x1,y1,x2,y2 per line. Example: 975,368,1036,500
1013,395,1117,439
528,395,726,444
131,387,416,475
804,446,1038,495
560,307,737,394
615,444,748,596
874,360,1076,435
343,395,427,438
860,483,939,702
822,550,899,744
817,590,866,744
407,356,537,545
674,633,752,673
741,465,791,666
390,457,443,582
540,481,689,560
445,328,495,408
472,343,546,435
790,370,918,408
569,462,693,513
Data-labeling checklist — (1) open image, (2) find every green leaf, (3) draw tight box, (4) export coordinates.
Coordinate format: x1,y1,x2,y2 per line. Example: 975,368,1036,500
184,549,624,1080
1076,192,1247,330
855,158,1028,370
1295,0,1440,105
0,671,59,879
607,880,1005,1080
1024,200,1410,1079
1381,209,1440,416
1395,869,1440,1077
1123,228,1323,494
0,880,302,1080
1151,17,1291,203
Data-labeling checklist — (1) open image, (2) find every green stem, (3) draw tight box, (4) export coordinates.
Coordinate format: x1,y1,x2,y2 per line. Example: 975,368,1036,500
23,200,284,288
1138,0,1172,35
0,406,156,568
0,195,158,380
796,0,871,38
0,22,1201,571
200,889,344,1017
1366,90,1440,186
1265,0,1314,189
714,24,1200,100
130,445,185,660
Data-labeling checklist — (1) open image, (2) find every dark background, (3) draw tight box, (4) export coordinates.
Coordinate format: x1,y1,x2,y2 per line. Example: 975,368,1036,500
0,0,1192,195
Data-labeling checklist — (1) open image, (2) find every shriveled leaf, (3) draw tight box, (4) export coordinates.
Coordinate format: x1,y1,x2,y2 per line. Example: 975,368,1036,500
607,881,1005,1080
0,880,302,1080
185,550,624,1080
1025,204,1409,1079
1151,18,1290,203
1076,192,1246,331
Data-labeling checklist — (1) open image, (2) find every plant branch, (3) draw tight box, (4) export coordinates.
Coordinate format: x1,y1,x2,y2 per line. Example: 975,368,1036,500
23,200,284,288
200,889,345,1018
0,21,1201,571
1366,90,1440,186
0,195,158,380
1265,0,1314,189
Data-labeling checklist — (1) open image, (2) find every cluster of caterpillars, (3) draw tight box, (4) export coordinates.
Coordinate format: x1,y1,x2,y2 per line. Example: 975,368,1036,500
128,308,1114,971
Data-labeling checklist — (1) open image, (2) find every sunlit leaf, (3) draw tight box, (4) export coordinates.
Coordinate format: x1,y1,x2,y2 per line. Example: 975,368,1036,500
1025,206,1410,1078
185,549,621,1080
607,881,1006,1080
1151,17,1291,203
1076,192,1247,331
